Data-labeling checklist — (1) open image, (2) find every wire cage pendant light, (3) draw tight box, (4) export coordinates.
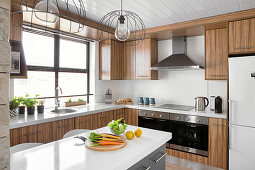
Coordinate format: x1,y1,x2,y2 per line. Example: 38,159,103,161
97,0,146,46
11,0,86,35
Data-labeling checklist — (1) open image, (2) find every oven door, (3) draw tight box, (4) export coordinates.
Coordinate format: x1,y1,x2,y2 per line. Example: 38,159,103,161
169,120,208,156
138,116,170,146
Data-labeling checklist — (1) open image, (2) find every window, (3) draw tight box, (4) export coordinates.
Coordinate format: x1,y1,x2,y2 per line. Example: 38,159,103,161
14,31,90,107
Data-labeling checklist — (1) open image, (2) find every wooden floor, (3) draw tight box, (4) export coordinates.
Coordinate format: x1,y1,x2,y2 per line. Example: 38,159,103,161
166,155,224,170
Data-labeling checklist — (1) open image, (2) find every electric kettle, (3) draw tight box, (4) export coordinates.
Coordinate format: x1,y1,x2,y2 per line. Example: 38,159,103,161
195,97,209,111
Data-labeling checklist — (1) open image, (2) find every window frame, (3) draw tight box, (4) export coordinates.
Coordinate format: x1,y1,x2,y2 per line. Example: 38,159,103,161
24,31,91,103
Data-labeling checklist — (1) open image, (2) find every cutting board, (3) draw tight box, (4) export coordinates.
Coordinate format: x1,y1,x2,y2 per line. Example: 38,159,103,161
85,139,127,152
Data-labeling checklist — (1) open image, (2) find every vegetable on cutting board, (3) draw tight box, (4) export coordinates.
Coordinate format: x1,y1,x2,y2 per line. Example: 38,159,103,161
88,132,125,147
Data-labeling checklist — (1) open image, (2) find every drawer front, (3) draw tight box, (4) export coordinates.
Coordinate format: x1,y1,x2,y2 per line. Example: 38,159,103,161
128,144,166,170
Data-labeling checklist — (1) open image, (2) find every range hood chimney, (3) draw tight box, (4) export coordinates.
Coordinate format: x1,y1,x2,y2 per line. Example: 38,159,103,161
151,36,204,70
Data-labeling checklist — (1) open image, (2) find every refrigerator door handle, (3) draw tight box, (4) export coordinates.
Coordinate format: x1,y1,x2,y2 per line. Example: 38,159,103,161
229,125,232,149
229,99,233,123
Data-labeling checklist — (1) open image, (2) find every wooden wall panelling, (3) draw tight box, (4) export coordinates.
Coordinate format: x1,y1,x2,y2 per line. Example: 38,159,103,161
10,12,22,42
208,118,228,169
167,149,208,165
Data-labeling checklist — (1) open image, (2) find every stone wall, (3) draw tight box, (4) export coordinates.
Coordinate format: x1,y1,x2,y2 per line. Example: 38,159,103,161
0,0,11,170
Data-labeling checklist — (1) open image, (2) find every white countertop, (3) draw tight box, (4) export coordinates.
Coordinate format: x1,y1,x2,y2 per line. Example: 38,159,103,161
10,103,227,129
10,125,172,170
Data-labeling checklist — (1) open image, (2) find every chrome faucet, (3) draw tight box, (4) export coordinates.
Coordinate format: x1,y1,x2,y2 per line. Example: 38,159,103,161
55,87,63,110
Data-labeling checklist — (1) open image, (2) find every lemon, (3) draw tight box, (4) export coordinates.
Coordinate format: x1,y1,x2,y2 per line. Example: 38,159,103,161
135,128,142,137
125,131,134,140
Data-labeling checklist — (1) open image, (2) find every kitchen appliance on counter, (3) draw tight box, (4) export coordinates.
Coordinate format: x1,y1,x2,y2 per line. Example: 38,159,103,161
229,56,255,170
138,110,208,156
215,96,223,113
210,96,216,111
195,97,209,111
156,104,194,111
105,89,112,104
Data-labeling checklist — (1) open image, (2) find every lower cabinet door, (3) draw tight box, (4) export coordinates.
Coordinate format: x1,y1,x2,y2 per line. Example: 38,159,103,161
128,144,166,170
37,122,53,143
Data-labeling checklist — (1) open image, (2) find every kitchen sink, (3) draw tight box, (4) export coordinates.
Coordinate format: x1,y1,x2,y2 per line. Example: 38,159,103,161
51,108,76,114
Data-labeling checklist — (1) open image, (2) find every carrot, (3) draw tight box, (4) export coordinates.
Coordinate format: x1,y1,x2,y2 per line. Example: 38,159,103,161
100,133,122,140
102,137,124,142
99,140,122,145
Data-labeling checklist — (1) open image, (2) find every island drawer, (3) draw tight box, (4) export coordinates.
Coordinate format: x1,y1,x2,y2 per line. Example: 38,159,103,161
128,144,166,170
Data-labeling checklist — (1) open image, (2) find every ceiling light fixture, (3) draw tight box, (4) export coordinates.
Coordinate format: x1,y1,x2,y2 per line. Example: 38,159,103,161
11,0,86,34
97,0,146,46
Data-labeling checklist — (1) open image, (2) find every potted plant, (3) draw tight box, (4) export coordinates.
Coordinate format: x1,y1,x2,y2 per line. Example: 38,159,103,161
17,96,25,114
23,94,39,115
65,98,86,107
9,97,20,117
37,100,45,113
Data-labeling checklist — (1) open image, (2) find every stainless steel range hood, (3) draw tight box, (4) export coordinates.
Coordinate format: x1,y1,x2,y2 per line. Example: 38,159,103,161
151,36,204,70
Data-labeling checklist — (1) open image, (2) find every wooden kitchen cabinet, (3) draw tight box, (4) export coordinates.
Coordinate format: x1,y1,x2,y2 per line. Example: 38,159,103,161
99,40,124,80
205,28,228,80
229,18,255,54
113,109,125,120
135,39,158,80
75,114,93,130
52,118,75,141
208,118,228,169
10,12,22,42
124,108,138,126
123,41,136,79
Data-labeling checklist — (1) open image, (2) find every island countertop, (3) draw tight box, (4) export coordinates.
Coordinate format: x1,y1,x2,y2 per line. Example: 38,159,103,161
10,125,172,170
10,103,227,129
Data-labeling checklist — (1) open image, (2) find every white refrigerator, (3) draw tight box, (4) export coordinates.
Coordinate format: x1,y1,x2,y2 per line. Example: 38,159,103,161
229,56,255,170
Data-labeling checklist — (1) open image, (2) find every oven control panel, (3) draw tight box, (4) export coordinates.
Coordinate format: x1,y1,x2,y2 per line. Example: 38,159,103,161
138,110,169,120
170,113,208,125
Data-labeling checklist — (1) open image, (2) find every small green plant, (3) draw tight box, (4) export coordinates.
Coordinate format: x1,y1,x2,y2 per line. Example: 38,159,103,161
38,100,45,106
77,98,84,102
23,94,39,107
17,96,25,106
9,97,20,110
65,98,72,104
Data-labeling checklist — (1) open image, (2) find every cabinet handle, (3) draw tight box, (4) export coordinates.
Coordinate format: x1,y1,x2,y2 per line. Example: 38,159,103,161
24,131,41,136
209,75,226,77
154,152,167,163
0,167,7,170
0,136,6,139
212,124,226,126
63,123,72,127
143,166,150,170
235,46,252,50
138,76,149,78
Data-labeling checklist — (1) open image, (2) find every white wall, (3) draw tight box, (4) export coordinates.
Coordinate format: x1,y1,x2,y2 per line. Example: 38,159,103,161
93,36,228,112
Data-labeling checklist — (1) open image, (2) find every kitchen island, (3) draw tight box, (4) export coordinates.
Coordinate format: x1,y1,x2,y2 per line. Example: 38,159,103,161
10,125,172,170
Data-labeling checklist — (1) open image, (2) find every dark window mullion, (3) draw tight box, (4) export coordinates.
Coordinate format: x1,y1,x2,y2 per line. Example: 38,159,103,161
54,35,60,94
87,43,90,103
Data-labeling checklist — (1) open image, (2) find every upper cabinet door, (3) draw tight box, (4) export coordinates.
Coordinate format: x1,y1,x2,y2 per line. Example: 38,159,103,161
123,41,136,80
10,13,22,42
229,18,255,54
205,28,228,80
135,39,158,80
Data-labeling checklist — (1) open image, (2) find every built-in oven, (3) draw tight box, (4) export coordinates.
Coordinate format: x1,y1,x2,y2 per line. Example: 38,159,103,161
138,110,170,147
169,113,208,157
138,110,209,157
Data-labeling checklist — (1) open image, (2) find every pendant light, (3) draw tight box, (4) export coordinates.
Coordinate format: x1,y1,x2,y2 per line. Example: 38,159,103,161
97,0,146,46
34,0,59,25
11,0,86,34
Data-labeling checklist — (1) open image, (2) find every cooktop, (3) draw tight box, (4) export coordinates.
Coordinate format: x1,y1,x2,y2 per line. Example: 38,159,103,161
156,104,194,111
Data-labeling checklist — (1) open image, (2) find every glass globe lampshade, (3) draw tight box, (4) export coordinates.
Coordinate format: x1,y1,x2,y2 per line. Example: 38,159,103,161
115,16,130,41
34,0,59,25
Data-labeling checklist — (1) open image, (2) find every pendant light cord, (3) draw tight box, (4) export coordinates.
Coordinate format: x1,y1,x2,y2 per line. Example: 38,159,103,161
121,0,123,15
